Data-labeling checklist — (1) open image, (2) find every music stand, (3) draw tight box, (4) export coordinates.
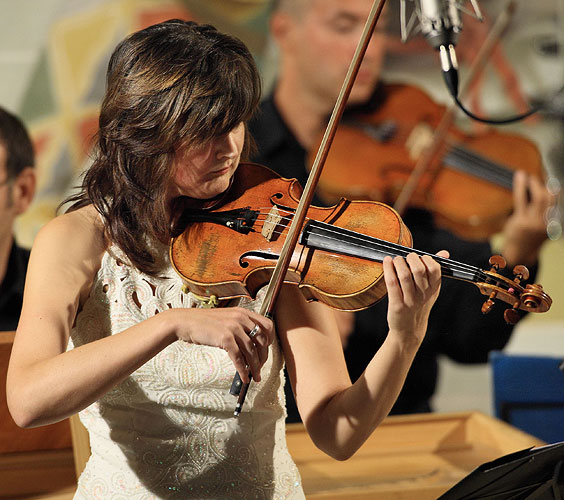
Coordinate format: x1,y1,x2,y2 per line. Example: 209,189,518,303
437,442,564,500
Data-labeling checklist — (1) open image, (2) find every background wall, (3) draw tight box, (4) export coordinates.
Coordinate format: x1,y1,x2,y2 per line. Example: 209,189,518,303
1,0,563,418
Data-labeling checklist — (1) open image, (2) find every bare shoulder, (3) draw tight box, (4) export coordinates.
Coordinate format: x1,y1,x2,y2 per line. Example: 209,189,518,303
34,205,106,260
30,205,108,300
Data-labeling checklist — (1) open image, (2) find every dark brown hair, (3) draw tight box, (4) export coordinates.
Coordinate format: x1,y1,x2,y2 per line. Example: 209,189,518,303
65,19,261,275
0,107,35,179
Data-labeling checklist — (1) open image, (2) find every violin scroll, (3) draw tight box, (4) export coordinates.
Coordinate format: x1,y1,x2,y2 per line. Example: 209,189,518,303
478,255,552,324
521,284,550,310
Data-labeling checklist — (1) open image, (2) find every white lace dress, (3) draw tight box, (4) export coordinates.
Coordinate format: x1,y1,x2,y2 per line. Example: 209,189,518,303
69,245,304,499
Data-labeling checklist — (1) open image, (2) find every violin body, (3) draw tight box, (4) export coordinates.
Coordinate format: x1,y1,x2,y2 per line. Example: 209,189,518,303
311,83,545,240
170,162,412,311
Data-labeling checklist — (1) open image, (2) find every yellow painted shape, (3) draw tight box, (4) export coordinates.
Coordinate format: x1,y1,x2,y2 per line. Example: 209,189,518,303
49,2,123,107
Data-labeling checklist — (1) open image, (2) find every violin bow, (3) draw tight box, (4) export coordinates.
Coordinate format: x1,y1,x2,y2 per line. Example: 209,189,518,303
393,0,518,215
230,0,389,416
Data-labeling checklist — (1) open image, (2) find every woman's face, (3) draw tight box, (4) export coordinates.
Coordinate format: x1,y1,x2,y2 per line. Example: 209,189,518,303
169,122,245,201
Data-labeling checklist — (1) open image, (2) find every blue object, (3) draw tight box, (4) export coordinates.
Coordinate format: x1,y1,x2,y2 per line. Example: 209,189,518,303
491,351,564,444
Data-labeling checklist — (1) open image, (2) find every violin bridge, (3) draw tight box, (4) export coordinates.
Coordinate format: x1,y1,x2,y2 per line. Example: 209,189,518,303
262,206,282,241
406,123,434,160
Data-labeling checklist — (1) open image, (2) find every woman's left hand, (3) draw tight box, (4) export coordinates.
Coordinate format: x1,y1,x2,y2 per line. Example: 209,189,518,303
383,250,448,344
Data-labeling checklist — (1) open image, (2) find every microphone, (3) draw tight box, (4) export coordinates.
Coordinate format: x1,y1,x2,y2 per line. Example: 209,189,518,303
418,0,463,49
400,0,483,97
420,0,463,97
402,1,544,125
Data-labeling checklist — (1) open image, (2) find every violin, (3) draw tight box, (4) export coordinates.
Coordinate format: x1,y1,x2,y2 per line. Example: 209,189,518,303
170,163,552,324
308,83,546,241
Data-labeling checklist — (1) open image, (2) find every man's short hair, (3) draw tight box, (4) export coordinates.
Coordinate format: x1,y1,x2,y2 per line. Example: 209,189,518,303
0,107,35,179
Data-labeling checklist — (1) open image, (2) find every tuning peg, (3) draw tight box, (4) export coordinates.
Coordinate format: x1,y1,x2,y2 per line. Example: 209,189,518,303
503,306,521,325
481,291,497,314
488,255,506,272
512,265,530,284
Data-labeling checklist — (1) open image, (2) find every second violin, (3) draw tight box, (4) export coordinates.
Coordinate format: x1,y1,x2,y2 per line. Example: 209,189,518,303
309,83,545,241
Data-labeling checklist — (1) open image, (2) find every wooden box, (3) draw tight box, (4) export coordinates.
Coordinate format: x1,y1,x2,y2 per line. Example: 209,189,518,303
286,411,545,500
0,331,75,498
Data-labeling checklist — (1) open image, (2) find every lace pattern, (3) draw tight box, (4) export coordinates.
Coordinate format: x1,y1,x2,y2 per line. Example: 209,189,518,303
69,245,304,499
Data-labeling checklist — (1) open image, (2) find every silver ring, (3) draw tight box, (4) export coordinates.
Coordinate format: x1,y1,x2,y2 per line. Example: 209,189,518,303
248,324,260,339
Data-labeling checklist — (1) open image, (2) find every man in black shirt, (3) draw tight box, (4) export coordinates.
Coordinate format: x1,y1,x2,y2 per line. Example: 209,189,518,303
0,107,36,331
249,0,554,421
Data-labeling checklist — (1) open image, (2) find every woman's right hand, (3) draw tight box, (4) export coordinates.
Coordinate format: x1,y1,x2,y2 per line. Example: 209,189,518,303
164,307,275,384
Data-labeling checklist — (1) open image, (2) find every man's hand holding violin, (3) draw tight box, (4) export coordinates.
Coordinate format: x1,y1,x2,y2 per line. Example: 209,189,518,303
500,170,557,268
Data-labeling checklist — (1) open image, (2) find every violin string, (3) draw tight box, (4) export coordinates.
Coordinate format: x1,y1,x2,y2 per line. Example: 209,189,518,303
254,207,446,263
299,221,491,282
267,220,490,282
250,208,494,281
411,133,513,188
446,144,513,189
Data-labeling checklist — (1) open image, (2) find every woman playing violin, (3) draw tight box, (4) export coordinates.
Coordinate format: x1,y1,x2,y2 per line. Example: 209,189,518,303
7,20,445,499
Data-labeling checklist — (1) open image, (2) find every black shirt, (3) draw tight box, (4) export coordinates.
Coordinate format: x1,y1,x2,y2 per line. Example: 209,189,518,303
249,92,530,422
0,240,30,331
249,94,326,208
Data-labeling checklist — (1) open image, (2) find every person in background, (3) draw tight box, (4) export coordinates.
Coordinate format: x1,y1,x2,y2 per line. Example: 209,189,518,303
0,107,35,331
7,20,446,498
249,0,554,421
